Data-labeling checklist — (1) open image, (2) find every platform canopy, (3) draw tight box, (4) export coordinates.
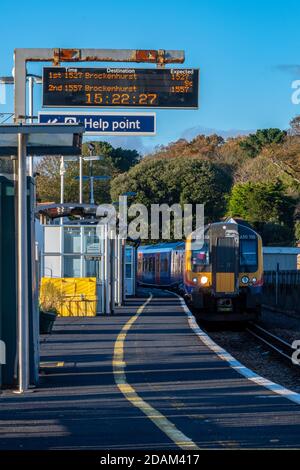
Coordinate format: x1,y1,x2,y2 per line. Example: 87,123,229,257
0,123,85,156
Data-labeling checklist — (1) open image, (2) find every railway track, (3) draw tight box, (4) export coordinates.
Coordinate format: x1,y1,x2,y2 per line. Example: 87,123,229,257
246,323,298,366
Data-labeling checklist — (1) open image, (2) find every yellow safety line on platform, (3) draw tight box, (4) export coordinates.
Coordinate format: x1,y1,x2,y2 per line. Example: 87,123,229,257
113,294,199,450
40,361,65,368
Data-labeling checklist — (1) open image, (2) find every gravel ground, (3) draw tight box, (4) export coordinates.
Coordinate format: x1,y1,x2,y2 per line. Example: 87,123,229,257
259,307,300,343
198,310,300,394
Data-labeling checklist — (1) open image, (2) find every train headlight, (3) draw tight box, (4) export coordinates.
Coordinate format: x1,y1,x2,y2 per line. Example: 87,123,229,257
241,276,249,284
200,276,208,285
192,277,198,284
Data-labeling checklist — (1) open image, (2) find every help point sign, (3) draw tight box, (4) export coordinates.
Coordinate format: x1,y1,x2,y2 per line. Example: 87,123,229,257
39,111,156,136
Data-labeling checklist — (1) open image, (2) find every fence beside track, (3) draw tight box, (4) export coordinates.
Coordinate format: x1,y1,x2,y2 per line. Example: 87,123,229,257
263,270,300,315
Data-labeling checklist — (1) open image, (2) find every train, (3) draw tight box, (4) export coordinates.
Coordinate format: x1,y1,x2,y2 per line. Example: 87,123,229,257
137,218,263,322
137,241,185,288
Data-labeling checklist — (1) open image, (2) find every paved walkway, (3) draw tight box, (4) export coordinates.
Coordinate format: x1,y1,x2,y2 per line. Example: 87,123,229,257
1,294,300,449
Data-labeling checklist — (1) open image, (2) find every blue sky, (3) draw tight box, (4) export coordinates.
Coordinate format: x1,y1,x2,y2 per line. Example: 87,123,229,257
1,0,300,153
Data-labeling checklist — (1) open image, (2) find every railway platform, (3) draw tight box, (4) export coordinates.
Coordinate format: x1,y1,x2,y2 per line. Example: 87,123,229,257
1,292,300,450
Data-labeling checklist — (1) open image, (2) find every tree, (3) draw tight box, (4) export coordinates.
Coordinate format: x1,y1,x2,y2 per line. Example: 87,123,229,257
228,181,295,224
35,157,61,202
295,220,300,242
111,156,232,227
290,116,300,136
227,181,296,244
259,223,294,246
146,134,224,161
216,136,251,170
36,155,113,204
35,140,141,204
263,137,300,186
107,147,140,172
82,141,140,173
239,129,287,157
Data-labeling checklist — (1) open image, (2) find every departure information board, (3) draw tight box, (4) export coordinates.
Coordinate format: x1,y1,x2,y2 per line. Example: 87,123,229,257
42,67,199,109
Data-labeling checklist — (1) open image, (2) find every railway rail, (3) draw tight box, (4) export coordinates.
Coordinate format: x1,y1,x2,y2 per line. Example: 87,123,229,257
246,322,297,366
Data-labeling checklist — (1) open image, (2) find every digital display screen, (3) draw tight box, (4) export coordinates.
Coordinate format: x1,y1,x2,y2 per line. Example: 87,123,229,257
42,67,199,109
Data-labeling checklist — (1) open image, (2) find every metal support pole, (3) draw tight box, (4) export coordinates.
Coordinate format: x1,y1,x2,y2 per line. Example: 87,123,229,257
60,156,64,227
28,77,34,177
122,239,126,304
90,176,94,205
60,156,64,204
133,246,137,297
89,161,94,204
104,224,111,314
114,236,119,304
100,229,105,314
79,156,83,204
110,232,115,314
275,262,279,306
116,236,123,306
17,132,29,393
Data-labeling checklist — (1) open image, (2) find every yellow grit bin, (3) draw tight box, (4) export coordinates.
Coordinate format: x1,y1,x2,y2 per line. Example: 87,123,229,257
40,278,97,317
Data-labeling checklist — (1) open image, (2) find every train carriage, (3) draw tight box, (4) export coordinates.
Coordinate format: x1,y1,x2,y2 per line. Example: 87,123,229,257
184,218,263,321
137,242,185,288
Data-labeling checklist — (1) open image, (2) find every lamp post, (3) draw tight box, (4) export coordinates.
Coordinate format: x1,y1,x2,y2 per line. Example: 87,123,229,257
75,174,111,205
76,155,105,204
68,154,107,205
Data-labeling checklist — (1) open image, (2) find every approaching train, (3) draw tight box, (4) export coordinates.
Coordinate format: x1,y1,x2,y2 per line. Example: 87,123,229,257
137,218,263,321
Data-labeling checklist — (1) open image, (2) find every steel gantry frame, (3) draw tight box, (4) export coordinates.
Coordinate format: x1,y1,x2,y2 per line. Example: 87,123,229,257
14,48,185,121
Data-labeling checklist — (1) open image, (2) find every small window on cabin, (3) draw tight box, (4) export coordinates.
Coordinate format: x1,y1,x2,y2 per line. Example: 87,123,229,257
240,239,258,272
192,241,210,272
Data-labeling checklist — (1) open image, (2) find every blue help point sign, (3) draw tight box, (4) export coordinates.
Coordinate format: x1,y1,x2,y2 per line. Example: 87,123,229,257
38,112,156,136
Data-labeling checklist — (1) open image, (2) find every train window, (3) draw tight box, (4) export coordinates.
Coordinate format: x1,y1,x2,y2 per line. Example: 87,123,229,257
162,257,169,272
172,253,176,273
192,242,209,272
240,239,258,272
138,258,142,273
